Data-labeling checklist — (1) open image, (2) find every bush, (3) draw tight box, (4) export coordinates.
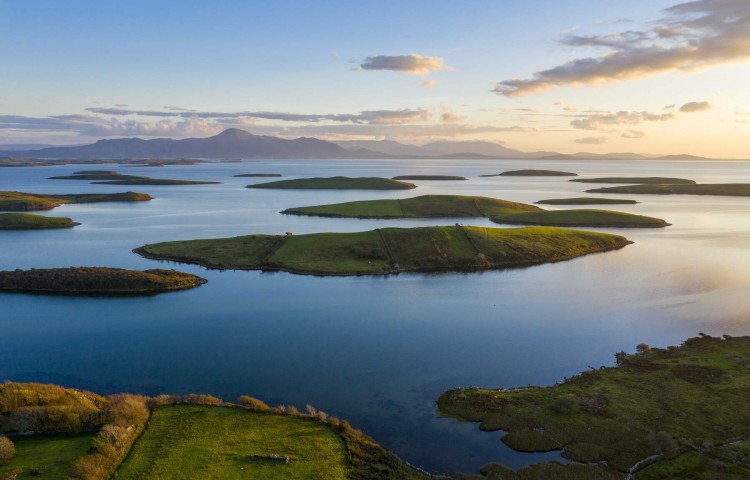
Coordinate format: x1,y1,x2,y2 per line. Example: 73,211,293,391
636,343,652,354
0,436,15,465
550,395,580,414
238,396,270,411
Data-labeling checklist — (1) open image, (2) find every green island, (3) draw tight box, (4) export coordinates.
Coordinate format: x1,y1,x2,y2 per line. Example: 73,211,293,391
491,209,669,228
585,183,750,197
0,191,151,211
480,170,577,177
535,197,638,205
246,176,417,190
0,382,425,480
570,177,696,185
233,173,283,177
282,195,668,228
49,170,219,185
392,175,467,181
0,267,207,295
135,225,631,276
0,213,79,230
438,334,750,480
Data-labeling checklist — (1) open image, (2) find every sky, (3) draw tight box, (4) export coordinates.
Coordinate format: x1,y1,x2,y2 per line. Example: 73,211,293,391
1,0,749,157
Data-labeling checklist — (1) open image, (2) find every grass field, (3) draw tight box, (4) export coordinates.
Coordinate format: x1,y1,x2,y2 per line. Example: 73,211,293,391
570,177,696,184
585,183,750,197
0,191,151,211
0,434,95,479
114,405,348,480
282,195,541,219
535,197,638,205
136,225,631,276
0,213,79,230
491,209,669,228
246,176,417,190
438,334,750,477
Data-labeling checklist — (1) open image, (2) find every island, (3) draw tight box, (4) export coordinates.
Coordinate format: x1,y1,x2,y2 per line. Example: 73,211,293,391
0,267,207,294
0,382,425,480
49,170,219,185
536,197,638,205
246,176,417,190
480,170,578,177
391,175,467,181
437,334,750,479
491,209,669,228
282,195,668,228
0,213,79,230
233,173,283,177
282,195,541,219
0,191,152,211
570,177,696,184
586,183,750,197
134,226,631,276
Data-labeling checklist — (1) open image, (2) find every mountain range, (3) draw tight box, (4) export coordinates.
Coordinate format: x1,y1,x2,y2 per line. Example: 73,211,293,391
0,128,709,160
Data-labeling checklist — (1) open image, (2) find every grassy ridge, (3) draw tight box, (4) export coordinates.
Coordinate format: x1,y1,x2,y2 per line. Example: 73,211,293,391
135,226,631,276
0,213,79,230
282,195,542,219
571,177,696,184
247,176,417,190
438,334,750,477
0,191,151,211
586,183,750,197
0,267,207,294
115,405,348,480
491,209,669,228
535,197,638,205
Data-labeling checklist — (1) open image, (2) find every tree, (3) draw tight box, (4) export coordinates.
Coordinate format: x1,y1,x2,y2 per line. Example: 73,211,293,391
636,343,651,355
0,436,15,465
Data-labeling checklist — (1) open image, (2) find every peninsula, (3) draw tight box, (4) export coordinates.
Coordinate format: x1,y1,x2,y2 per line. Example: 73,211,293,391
481,170,577,177
570,177,696,185
0,191,151,211
586,183,750,197
0,213,79,230
135,226,631,276
247,176,416,190
391,175,467,181
49,170,219,185
535,197,638,205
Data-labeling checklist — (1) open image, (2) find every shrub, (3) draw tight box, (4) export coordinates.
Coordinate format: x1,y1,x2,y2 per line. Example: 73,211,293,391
238,396,270,411
550,395,580,414
0,436,15,465
636,343,652,354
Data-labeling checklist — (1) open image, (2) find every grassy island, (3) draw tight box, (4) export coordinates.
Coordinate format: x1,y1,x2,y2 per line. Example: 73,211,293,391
247,176,417,190
135,226,631,276
535,197,638,205
585,183,750,197
570,177,696,185
0,191,151,211
234,173,283,177
0,267,207,294
438,334,750,479
50,170,219,185
0,382,425,480
391,175,467,181
282,195,541,219
0,213,79,230
92,178,219,185
481,170,577,177
491,209,669,228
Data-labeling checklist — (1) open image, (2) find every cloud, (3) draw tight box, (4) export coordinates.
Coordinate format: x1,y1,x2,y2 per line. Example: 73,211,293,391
493,0,750,96
420,79,438,88
0,114,223,137
164,105,195,112
664,104,676,110
358,54,449,75
679,101,712,112
271,123,535,140
621,129,646,139
571,110,674,130
575,136,610,144
441,107,461,123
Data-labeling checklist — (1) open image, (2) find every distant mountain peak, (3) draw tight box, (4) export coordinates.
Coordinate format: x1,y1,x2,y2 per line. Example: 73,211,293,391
215,128,254,139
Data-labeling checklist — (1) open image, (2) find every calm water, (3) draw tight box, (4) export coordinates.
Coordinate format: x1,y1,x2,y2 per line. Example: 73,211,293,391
2,159,750,474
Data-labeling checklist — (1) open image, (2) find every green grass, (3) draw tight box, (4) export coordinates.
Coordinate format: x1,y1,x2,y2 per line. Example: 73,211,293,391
491,209,669,228
535,197,638,205
233,173,282,177
93,179,219,185
282,195,541,219
585,183,750,197
481,170,577,177
136,225,631,276
114,405,348,480
49,170,218,185
0,213,79,230
438,334,750,477
246,176,416,190
0,267,207,295
0,434,95,479
570,177,696,184
391,175,467,180
0,191,152,211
